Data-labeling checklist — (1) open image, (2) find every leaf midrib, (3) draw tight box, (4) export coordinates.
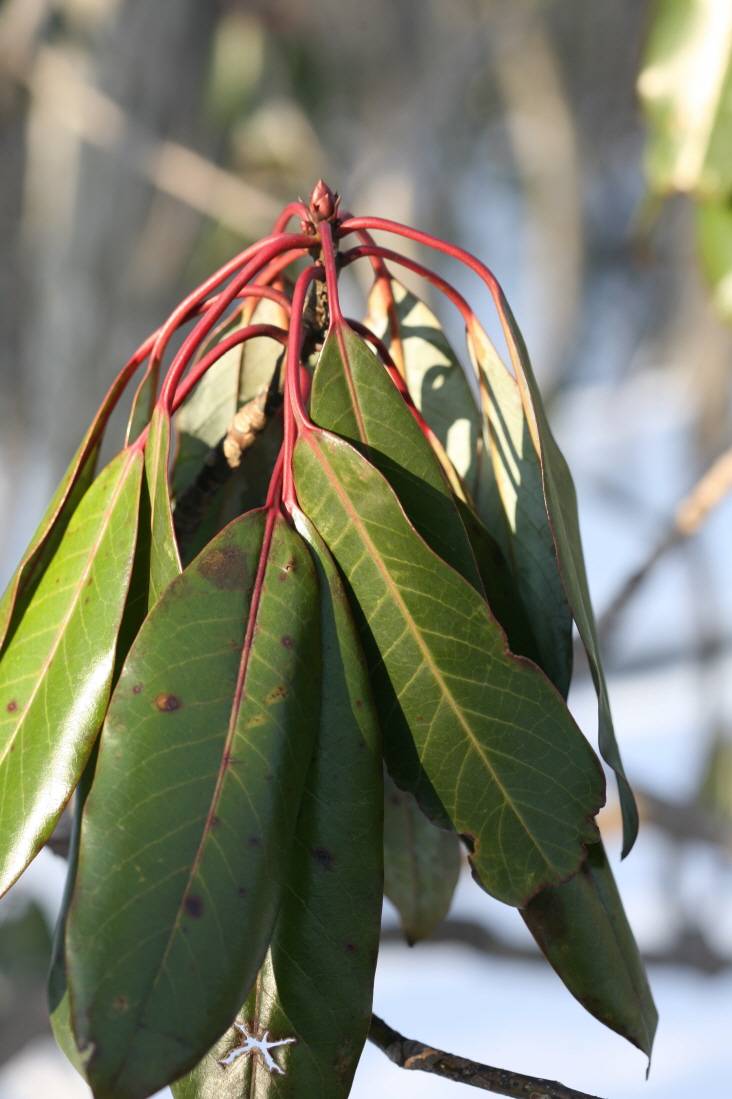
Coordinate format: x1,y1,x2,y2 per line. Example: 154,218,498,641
302,432,565,873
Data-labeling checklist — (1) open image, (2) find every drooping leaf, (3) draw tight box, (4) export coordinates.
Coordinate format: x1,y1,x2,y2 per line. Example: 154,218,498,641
311,325,482,591
65,510,320,1099
49,752,97,1077
0,448,143,897
638,0,732,199
383,772,461,946
294,429,604,908
173,508,383,1099
470,302,639,855
467,323,573,696
364,277,488,499
144,406,182,607
0,364,142,654
522,841,657,1058
455,498,543,667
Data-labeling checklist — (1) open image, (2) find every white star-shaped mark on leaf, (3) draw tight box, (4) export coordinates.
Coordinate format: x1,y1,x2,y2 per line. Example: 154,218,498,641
218,1021,296,1074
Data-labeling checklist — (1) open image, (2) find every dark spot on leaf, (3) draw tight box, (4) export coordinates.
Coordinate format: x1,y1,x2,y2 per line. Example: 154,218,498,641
184,895,204,918
237,886,248,898
86,577,93,587
154,693,181,712
355,698,363,709
389,793,402,807
281,635,293,649
132,683,143,695
209,815,221,829
312,846,334,870
198,545,246,590
345,942,357,954
278,559,296,581
460,832,476,854
228,639,241,650
112,995,129,1013
248,835,261,848
265,685,287,704
6,700,17,713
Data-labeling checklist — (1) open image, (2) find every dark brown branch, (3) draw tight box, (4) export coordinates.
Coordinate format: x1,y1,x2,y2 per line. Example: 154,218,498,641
368,1014,605,1099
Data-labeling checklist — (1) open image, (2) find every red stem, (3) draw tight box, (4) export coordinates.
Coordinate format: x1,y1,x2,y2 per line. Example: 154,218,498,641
340,209,405,377
340,244,474,328
282,265,321,509
273,201,310,234
160,234,312,414
171,324,288,412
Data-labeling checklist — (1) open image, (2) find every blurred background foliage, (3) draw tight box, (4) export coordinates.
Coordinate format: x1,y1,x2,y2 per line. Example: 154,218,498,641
0,1,730,1096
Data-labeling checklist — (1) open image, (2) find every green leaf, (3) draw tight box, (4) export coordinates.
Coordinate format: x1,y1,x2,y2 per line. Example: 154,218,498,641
697,197,732,321
468,324,573,696
294,429,604,908
0,448,143,897
470,304,639,855
49,754,97,1077
311,325,482,591
144,406,182,607
522,841,657,1058
0,365,141,654
173,508,382,1098
65,510,320,1099
383,772,460,946
364,277,489,501
639,0,732,198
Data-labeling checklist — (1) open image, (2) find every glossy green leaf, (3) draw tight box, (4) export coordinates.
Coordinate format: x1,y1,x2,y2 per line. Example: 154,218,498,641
364,277,489,500
144,406,182,607
522,841,657,1058
383,772,460,946
65,510,320,1099
0,448,143,897
311,325,482,591
49,754,97,1077
639,0,732,198
697,197,732,321
471,302,639,855
294,429,604,908
468,323,572,697
0,364,141,654
173,508,382,1098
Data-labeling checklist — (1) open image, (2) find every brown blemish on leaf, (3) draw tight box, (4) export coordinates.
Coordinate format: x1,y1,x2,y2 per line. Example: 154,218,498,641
281,634,294,649
237,886,248,898
112,995,129,1013
209,815,221,829
154,692,181,712
132,683,143,695
345,942,357,954
184,894,204,918
354,698,363,709
248,835,261,848
198,545,246,590
312,847,334,871
278,558,296,581
247,713,267,729
265,685,287,704
6,700,17,713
